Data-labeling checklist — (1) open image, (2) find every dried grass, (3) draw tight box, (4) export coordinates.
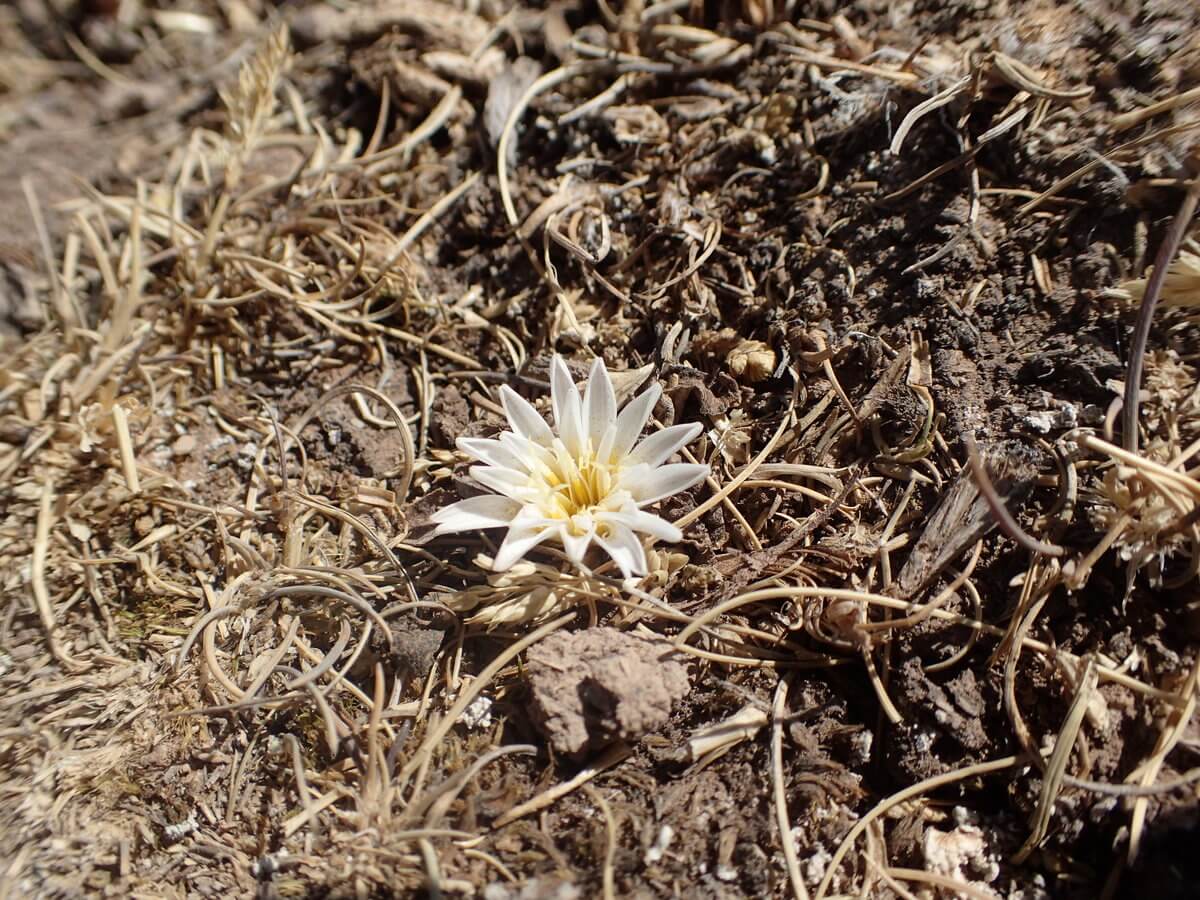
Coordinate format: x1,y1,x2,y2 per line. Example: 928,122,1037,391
2,3,1199,898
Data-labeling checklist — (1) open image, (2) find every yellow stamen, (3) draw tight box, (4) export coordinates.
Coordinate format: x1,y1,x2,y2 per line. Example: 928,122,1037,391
533,443,620,528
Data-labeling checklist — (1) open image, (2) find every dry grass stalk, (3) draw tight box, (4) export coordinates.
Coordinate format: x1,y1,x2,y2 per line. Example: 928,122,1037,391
1120,178,1200,452
814,756,1021,899
1014,658,1097,862
772,677,811,900
492,741,631,829
4,4,1200,896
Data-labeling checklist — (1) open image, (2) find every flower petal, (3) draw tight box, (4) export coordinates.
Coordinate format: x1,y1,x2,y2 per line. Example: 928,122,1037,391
500,431,554,469
620,462,708,505
499,385,553,445
469,464,538,502
601,382,661,464
595,522,648,578
493,523,556,571
432,494,521,533
583,356,617,449
559,522,595,564
550,356,585,456
598,507,682,543
627,422,703,469
457,437,529,473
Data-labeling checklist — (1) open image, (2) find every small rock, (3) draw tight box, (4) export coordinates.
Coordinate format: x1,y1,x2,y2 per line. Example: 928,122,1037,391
482,877,581,900
462,695,494,730
715,865,738,883
390,615,446,680
526,627,690,758
923,809,1001,897
171,434,197,457
645,824,675,865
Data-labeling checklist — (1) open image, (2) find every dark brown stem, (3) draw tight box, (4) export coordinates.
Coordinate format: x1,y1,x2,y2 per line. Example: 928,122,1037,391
1122,178,1200,452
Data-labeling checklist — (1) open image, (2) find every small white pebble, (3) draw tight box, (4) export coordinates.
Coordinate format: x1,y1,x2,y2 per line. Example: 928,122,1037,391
163,813,198,843
461,695,493,730
851,729,873,764
803,846,833,883
644,824,675,865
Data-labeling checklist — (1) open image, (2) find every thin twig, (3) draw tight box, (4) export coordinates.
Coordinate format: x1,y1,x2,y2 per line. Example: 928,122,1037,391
772,677,810,900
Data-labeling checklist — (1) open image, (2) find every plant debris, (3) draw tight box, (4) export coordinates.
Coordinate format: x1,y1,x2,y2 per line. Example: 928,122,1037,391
2,1,1200,898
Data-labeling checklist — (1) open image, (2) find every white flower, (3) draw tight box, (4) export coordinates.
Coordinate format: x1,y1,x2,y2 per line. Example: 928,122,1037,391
432,356,707,579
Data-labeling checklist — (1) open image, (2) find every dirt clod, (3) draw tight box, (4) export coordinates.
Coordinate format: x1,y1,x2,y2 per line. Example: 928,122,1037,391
526,627,690,758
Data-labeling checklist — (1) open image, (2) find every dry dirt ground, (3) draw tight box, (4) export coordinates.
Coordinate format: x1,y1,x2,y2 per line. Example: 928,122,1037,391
3,1,1200,898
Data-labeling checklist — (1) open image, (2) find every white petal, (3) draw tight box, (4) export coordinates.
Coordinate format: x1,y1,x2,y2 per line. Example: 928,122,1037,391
602,383,661,463
469,464,538,502
559,523,594,563
550,356,584,456
598,508,682,543
626,422,702,468
583,356,617,449
493,524,555,571
457,437,529,473
620,462,708,504
432,495,521,533
500,431,555,469
595,522,648,578
499,385,553,445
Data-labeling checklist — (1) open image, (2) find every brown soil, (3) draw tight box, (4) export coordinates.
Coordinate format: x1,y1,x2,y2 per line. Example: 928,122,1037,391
3,1,1200,899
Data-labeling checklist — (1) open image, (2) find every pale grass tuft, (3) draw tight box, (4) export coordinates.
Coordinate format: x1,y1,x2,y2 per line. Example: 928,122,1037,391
1086,351,1200,591
1119,248,1200,309
220,24,292,187
437,556,611,628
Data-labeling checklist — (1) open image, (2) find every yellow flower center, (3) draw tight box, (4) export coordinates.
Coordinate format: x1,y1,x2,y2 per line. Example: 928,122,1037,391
534,442,620,531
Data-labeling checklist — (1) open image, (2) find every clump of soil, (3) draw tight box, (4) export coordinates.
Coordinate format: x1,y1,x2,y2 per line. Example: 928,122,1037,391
526,627,690,758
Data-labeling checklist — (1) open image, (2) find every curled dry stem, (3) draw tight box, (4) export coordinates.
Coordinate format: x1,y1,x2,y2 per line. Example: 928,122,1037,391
1122,177,1200,452
964,433,1064,557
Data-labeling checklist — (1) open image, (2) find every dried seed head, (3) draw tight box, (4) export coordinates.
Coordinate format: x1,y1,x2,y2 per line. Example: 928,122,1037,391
727,339,776,382
1120,249,1200,309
